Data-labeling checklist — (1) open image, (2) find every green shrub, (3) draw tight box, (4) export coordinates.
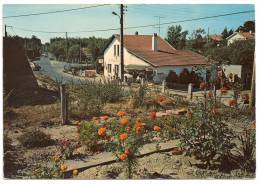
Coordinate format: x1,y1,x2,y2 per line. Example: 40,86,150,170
179,91,235,167
4,134,19,178
69,80,124,117
30,157,66,179
130,84,148,108
3,90,13,117
79,121,101,151
19,129,54,148
235,125,255,173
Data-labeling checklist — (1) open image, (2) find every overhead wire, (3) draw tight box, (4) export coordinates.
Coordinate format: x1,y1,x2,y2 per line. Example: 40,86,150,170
8,10,254,34
3,4,110,18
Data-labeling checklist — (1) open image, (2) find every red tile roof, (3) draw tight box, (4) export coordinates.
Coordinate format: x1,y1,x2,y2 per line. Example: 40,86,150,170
114,34,207,67
209,35,223,42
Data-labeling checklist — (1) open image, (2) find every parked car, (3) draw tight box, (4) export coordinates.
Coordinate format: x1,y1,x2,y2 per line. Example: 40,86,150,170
34,63,41,71
30,62,41,71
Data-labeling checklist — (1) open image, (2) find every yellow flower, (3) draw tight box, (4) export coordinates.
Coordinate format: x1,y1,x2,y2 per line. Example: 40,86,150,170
73,169,79,176
60,164,68,172
53,155,60,162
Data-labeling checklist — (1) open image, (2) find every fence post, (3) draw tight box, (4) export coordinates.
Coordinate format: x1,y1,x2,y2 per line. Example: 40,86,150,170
162,80,165,93
213,84,217,104
188,83,193,100
60,84,68,125
141,78,144,87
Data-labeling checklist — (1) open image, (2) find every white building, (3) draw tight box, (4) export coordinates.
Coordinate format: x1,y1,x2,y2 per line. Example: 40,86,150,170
226,31,255,46
103,33,207,82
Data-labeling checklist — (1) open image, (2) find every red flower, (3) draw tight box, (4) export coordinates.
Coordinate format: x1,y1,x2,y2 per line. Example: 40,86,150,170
119,133,128,140
124,149,131,156
153,125,161,132
220,87,228,95
100,115,109,121
149,112,157,120
208,91,213,98
229,99,236,107
119,153,128,161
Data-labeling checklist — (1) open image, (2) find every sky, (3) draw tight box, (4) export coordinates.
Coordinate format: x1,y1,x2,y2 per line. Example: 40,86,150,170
3,4,255,43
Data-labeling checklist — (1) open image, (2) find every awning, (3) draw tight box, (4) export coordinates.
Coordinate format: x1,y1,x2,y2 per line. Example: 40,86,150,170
125,64,154,71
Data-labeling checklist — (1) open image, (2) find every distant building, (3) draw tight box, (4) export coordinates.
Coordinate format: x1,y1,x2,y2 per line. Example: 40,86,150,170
209,35,223,42
226,31,255,46
103,33,208,82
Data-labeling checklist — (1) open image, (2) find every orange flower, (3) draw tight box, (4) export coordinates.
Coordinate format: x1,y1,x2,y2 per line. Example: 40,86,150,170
124,149,131,156
158,96,166,102
60,164,68,172
120,118,129,126
136,126,143,134
208,91,213,98
100,115,109,121
135,119,144,134
153,125,161,132
229,99,236,107
98,127,106,137
200,82,206,90
117,111,126,117
220,87,228,95
149,112,157,120
119,133,128,140
119,153,128,161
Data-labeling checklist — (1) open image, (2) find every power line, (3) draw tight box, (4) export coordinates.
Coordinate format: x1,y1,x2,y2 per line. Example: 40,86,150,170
9,10,254,34
154,16,165,36
3,4,109,18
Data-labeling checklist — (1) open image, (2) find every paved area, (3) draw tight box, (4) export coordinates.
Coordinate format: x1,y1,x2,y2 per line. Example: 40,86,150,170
34,57,102,84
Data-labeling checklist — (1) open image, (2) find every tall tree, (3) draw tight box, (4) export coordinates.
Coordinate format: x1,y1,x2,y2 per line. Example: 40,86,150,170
166,25,188,49
221,27,229,39
236,20,255,32
189,28,206,50
221,27,234,39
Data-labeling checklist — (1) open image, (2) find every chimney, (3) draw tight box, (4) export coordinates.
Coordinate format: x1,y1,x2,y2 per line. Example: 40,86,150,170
135,31,138,35
152,33,158,51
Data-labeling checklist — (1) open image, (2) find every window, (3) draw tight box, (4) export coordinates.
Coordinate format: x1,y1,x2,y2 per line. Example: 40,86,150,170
117,45,120,56
114,45,116,56
115,65,119,75
108,64,112,73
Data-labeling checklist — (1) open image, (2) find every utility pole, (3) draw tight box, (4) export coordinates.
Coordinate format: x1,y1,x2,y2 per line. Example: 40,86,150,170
154,16,165,36
65,32,68,63
79,40,82,64
249,53,255,108
207,27,210,43
120,4,124,82
5,24,7,37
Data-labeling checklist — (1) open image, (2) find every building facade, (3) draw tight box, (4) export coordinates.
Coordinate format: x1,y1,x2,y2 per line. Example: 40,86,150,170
103,33,207,82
